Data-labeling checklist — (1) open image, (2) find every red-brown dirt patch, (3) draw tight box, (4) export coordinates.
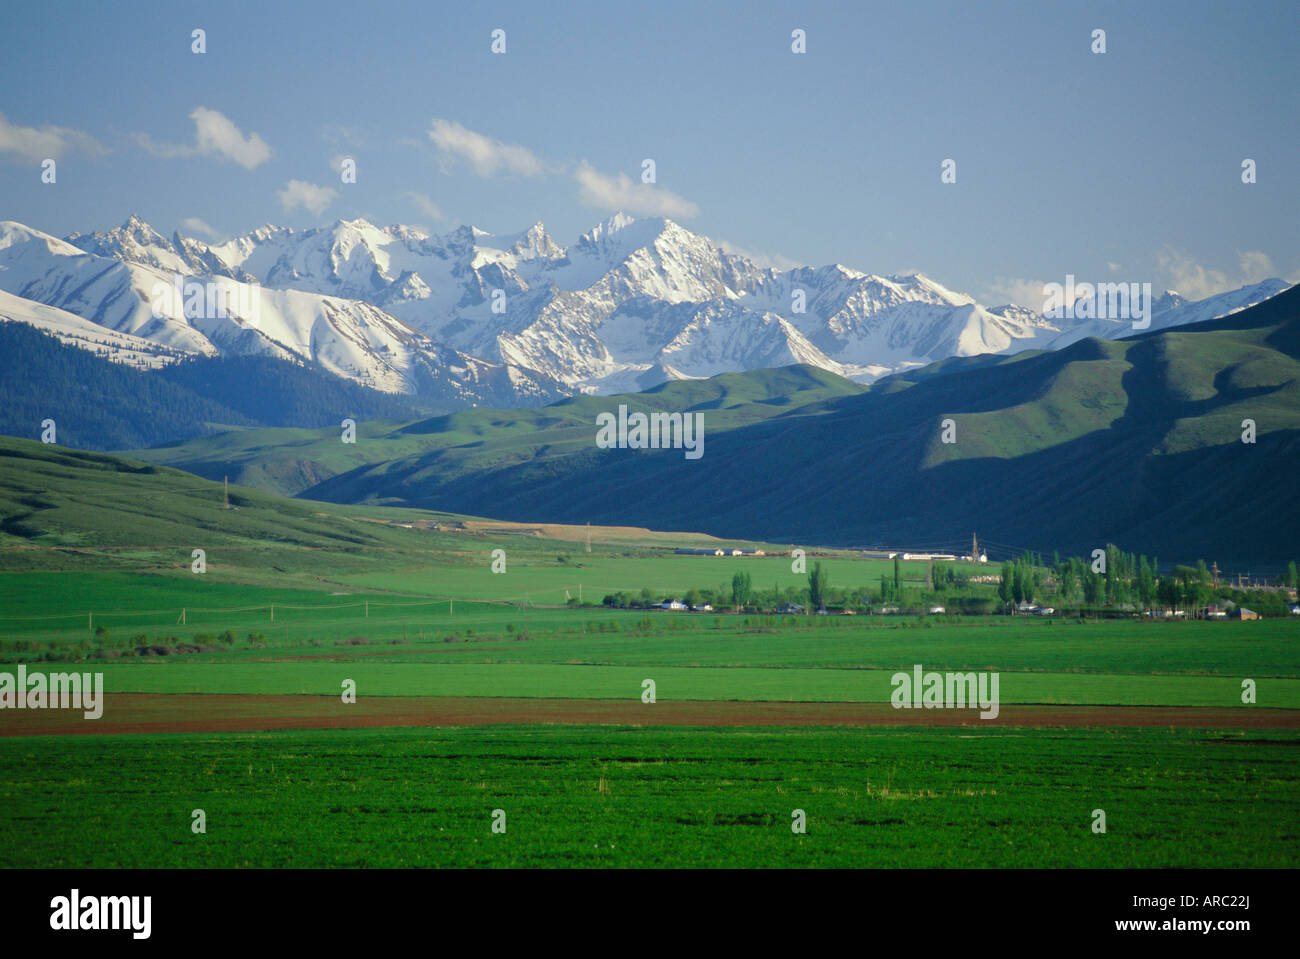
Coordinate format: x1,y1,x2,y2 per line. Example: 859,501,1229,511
1,694,1296,736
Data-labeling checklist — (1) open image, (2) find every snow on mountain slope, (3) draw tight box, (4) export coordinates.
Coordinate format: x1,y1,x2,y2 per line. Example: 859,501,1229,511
33,213,1300,396
0,288,188,369
1,221,218,353
1045,279,1292,349
2,220,567,406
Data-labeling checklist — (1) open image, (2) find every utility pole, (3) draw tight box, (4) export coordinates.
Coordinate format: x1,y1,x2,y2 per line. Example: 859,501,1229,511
1211,561,1220,586
586,521,591,554
224,475,229,510
972,532,979,562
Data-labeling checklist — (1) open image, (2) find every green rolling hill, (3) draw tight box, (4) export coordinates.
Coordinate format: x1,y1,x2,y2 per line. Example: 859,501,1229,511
22,284,1300,567
130,364,866,497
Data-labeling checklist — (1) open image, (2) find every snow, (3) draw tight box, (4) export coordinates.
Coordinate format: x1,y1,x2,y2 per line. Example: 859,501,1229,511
2,213,1290,400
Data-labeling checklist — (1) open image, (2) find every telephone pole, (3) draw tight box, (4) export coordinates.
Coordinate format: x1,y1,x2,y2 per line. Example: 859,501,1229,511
224,475,229,510
586,521,591,554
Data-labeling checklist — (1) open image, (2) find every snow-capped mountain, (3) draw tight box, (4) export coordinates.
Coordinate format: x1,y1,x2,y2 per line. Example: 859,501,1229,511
5,212,1291,400
0,288,187,370
0,220,567,407
61,213,1070,389
1045,279,1292,348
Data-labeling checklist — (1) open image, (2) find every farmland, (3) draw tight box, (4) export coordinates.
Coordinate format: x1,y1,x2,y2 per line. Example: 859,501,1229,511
2,726,1296,868
1,438,1298,869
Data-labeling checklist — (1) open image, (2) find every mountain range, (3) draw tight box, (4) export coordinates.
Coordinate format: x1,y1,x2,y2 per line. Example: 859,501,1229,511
1,213,1289,408
129,284,1300,566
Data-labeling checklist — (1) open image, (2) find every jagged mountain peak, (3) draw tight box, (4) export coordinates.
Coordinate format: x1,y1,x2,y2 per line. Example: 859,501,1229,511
8,211,1294,400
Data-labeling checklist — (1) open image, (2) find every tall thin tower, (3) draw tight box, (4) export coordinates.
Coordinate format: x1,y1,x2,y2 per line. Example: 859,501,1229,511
972,532,979,562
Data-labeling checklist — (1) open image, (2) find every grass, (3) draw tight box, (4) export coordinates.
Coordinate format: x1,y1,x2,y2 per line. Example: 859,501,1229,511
3,430,1297,870
1,725,1294,868
15,661,1296,707
127,365,867,498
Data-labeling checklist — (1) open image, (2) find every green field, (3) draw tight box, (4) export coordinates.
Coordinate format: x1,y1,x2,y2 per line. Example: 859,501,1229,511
2,437,1298,869
14,661,1298,708
1,726,1293,868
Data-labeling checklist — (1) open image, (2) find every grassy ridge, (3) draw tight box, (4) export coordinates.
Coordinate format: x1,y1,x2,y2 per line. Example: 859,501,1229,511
131,364,865,498
133,286,1300,566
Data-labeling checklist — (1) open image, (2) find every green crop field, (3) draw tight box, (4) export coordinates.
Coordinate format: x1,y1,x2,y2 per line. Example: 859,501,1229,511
2,437,1298,870
1,726,1294,868
13,661,1299,708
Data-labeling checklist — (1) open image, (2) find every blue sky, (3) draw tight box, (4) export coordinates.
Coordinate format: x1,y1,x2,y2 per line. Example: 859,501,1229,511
1,0,1296,305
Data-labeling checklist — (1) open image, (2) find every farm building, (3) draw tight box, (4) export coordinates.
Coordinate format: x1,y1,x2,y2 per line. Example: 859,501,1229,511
1230,607,1259,620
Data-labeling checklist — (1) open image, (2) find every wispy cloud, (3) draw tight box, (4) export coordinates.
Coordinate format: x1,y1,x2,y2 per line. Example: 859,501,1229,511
0,113,106,163
985,276,1053,310
1155,247,1281,300
136,107,271,169
276,179,337,216
180,217,220,239
403,191,445,222
427,119,542,177
717,238,801,271
574,161,699,218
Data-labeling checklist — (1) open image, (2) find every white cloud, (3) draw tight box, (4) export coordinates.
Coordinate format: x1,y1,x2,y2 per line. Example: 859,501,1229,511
427,119,542,177
276,180,337,216
192,108,271,168
136,107,271,169
574,161,699,218
1155,247,1281,300
321,123,365,148
986,276,1054,310
1237,250,1278,285
180,217,220,239
717,238,801,271
403,191,445,221
0,113,106,163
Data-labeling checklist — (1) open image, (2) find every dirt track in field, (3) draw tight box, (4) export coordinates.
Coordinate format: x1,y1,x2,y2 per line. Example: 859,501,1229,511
1,694,1297,736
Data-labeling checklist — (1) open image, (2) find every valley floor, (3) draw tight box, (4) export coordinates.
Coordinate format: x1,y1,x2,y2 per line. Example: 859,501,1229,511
1,725,1293,868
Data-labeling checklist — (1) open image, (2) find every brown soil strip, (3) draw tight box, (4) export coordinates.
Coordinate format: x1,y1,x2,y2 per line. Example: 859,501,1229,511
1,695,1296,737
